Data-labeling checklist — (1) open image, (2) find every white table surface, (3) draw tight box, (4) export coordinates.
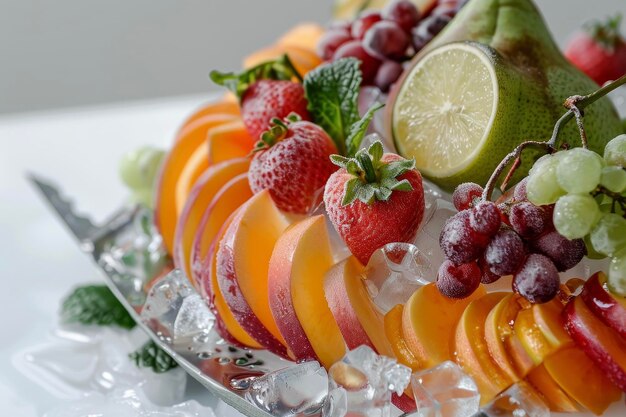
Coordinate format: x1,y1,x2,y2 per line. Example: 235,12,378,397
0,94,246,415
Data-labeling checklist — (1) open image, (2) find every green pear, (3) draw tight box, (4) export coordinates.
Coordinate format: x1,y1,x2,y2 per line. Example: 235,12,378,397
390,0,623,190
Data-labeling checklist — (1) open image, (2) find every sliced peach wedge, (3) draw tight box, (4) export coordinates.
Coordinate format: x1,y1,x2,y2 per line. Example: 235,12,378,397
154,113,238,254
543,345,621,415
454,292,514,404
268,215,345,368
526,364,580,413
172,159,249,284
324,256,395,359
215,190,293,358
384,304,421,371
402,283,485,369
202,211,261,349
190,173,252,290
180,98,240,131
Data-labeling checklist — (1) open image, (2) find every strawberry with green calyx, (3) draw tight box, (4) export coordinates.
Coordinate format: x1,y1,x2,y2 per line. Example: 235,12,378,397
324,141,425,265
210,54,311,139
565,14,626,86
248,113,338,214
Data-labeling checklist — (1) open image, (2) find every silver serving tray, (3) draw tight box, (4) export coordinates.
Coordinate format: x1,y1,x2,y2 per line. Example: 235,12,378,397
29,174,295,417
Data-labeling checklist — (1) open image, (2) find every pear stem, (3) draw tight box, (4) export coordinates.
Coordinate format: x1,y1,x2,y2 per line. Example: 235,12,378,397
482,74,626,202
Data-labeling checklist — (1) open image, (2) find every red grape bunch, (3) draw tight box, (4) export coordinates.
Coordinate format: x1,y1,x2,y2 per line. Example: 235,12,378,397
317,0,465,92
437,180,586,304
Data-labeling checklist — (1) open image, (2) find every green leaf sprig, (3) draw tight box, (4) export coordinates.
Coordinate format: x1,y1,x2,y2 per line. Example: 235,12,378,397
129,340,179,373
61,285,136,329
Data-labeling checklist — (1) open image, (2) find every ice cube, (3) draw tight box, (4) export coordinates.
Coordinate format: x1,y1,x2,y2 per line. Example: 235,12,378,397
411,360,479,417
413,199,457,274
324,345,412,417
363,242,433,313
141,269,214,349
477,382,549,417
244,361,328,417
357,87,387,138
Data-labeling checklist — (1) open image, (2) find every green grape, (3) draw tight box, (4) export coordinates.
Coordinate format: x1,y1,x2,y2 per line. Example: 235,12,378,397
600,165,626,193
553,194,600,239
527,154,566,205
608,248,626,297
584,234,606,260
132,188,155,209
120,146,165,191
603,134,626,167
589,213,626,256
556,148,602,194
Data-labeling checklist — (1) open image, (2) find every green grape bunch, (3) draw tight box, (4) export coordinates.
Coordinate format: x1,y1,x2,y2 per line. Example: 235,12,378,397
526,134,626,296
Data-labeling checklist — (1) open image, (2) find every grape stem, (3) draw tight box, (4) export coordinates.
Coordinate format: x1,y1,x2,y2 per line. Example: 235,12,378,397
482,74,626,202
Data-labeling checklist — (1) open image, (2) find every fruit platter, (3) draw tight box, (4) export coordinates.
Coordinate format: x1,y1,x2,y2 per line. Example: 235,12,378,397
32,0,626,416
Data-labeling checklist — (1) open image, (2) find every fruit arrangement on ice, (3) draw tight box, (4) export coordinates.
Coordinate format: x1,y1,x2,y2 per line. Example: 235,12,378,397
111,0,626,416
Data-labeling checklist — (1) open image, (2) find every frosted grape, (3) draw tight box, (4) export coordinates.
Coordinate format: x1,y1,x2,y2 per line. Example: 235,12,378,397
513,177,528,202
469,201,501,237
439,210,489,265
531,231,586,272
436,260,481,299
513,254,560,304
589,213,626,256
452,182,483,211
484,229,526,276
600,166,626,193
608,248,626,297
526,154,565,206
555,148,602,194
603,134,626,167
509,202,547,238
553,194,600,239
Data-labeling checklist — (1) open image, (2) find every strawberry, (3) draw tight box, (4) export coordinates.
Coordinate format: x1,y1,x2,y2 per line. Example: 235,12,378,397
210,55,311,139
324,141,425,265
565,14,626,86
241,80,310,139
249,115,338,214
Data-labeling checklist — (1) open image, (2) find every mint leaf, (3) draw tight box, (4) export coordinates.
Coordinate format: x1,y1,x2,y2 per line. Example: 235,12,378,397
129,340,178,373
346,103,384,157
61,285,136,329
304,58,362,156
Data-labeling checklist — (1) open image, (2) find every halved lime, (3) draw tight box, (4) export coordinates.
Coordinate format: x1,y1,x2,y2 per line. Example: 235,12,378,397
393,42,498,179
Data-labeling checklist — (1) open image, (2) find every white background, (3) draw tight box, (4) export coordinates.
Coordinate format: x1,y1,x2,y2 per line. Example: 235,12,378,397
1,0,625,114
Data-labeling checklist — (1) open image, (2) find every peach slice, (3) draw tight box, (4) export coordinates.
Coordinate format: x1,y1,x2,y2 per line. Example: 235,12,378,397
581,271,626,339
181,98,240,131
402,283,486,369
243,44,322,76
564,296,626,392
190,173,252,290
172,159,249,283
543,346,621,415
454,292,514,404
384,304,421,371
155,113,238,254
325,256,395,359
526,364,580,413
277,23,325,52
206,120,256,165
215,190,292,358
202,211,261,349
268,215,346,368
484,293,534,382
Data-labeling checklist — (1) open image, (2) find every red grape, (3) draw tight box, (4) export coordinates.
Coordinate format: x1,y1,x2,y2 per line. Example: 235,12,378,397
530,231,586,272
479,255,501,284
470,201,501,237
328,20,352,32
513,177,528,202
351,10,382,39
382,0,421,33
437,260,482,299
513,254,560,304
431,3,457,18
318,29,353,61
484,229,526,276
363,21,410,60
333,40,381,83
440,210,489,265
374,60,404,92
423,14,451,35
509,202,549,238
452,182,483,211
